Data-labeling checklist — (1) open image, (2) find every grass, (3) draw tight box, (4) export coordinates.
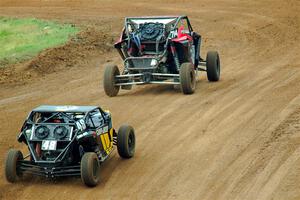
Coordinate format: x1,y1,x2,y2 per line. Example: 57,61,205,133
0,17,79,67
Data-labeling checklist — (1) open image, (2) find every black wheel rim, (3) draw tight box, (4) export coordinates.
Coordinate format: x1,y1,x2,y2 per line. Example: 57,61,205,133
113,68,120,89
16,153,23,177
216,55,220,75
190,69,195,89
92,158,99,180
128,131,135,153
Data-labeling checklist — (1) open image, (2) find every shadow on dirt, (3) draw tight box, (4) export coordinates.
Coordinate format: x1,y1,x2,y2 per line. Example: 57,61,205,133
116,79,224,97
1,154,128,189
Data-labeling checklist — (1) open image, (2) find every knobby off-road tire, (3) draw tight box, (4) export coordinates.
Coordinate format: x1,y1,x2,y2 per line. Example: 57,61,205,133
117,124,135,159
81,152,100,187
206,51,221,81
180,62,196,94
103,64,120,97
5,149,23,183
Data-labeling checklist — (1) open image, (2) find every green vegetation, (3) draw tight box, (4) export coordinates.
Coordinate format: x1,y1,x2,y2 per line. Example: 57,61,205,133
0,17,79,66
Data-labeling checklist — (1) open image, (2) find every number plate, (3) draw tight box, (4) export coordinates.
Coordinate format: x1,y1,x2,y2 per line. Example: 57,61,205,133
42,140,57,151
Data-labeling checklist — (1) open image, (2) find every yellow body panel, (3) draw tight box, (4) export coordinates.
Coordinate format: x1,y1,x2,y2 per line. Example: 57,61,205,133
100,128,114,154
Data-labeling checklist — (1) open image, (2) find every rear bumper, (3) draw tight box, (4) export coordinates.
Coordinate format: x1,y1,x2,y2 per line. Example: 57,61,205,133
125,57,159,70
18,160,80,178
115,73,180,86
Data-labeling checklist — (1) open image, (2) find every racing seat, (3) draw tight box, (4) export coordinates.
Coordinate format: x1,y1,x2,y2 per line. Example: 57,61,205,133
128,22,166,56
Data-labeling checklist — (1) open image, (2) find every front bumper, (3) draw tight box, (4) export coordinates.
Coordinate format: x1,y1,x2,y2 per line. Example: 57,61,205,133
18,160,80,178
115,73,180,86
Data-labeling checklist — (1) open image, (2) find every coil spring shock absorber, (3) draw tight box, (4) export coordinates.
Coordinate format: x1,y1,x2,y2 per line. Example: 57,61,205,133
170,42,180,72
35,142,42,159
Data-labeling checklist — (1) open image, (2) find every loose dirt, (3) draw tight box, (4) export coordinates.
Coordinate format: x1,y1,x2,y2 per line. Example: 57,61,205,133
0,0,299,199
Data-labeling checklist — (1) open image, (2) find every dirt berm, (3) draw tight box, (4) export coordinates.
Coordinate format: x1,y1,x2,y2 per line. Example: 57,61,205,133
0,0,300,200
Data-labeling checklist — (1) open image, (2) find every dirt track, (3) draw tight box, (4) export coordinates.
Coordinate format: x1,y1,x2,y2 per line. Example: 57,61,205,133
0,0,300,199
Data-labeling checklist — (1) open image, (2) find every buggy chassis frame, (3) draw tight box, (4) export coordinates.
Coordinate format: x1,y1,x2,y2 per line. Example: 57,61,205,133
114,15,207,86
17,108,116,178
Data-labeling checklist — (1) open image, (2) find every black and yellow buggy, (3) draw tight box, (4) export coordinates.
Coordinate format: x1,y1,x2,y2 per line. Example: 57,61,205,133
5,105,136,187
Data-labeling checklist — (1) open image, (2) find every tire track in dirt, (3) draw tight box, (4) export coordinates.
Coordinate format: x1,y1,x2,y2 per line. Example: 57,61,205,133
0,1,300,200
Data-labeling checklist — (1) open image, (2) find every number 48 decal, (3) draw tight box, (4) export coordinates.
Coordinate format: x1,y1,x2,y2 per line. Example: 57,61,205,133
76,119,86,131
42,140,57,151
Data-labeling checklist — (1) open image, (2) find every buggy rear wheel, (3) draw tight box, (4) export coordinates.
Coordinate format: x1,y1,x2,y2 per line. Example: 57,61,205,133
103,64,120,97
117,124,135,159
81,152,100,187
180,62,196,94
206,51,220,81
5,149,23,183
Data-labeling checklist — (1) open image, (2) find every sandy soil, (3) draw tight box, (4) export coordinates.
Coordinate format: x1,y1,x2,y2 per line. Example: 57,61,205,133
0,0,300,199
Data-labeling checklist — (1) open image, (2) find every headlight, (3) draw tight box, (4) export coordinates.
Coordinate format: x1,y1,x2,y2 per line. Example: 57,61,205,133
150,59,158,66
35,126,50,139
25,129,32,138
54,126,68,139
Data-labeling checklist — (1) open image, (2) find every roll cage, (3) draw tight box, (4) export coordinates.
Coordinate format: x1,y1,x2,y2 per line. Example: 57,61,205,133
115,15,195,58
21,106,109,132
18,106,110,164
124,15,194,35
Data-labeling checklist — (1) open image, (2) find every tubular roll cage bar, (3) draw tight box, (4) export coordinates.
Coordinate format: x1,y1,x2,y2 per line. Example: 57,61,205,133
116,15,194,60
124,15,194,35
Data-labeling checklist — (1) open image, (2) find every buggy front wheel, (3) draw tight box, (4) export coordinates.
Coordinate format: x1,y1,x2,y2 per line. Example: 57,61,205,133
81,152,100,187
5,149,23,183
103,64,120,97
117,124,135,159
180,62,196,94
206,51,220,81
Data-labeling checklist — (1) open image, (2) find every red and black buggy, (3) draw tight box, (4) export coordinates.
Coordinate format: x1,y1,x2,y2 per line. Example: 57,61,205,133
103,15,221,96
